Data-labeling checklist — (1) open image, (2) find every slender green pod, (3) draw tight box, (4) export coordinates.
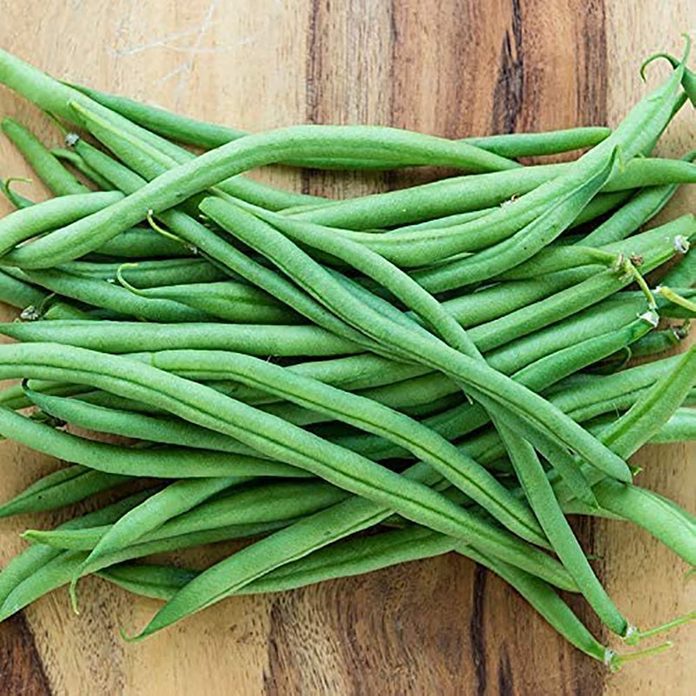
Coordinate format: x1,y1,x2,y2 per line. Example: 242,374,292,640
0,465,130,518
0,190,122,257
50,147,115,190
70,80,612,160
0,407,310,479
0,320,361,357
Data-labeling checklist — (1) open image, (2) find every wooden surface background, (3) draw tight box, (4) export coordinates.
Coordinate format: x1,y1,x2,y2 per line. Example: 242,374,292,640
0,1,694,694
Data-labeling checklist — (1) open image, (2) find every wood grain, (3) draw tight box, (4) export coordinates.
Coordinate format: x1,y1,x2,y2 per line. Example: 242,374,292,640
0,1,693,694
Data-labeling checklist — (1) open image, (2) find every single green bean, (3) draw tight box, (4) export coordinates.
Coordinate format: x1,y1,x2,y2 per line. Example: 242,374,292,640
61,257,228,288
0,465,130,518
29,480,348,552
0,190,122,257
16,268,215,322
0,320,361,357
0,268,46,309
0,406,309,479
50,147,115,190
70,80,612,161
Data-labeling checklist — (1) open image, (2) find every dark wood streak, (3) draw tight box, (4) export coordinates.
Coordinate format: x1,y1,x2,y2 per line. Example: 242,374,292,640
497,645,514,696
0,613,52,696
300,0,322,196
491,0,525,135
578,0,608,125
469,564,488,696
304,0,323,127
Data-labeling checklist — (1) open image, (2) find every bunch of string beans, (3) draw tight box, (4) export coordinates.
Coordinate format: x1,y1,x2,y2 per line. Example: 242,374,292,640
0,41,693,670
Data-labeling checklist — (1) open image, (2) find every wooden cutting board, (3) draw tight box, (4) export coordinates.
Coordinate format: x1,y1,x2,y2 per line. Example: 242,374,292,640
0,1,694,694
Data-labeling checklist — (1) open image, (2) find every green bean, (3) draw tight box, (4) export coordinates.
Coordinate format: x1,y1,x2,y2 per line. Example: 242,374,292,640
318,117,684,262
73,98,519,176
0,268,46,309
0,379,91,411
0,104,519,267
0,49,328,211
641,51,696,107
498,215,693,282
70,81,612,161
0,320,361,357
0,464,131,518
119,278,296,324
0,406,309,479
28,314,657,465
465,222,693,351
0,190,122,257
439,379,696,470
0,519,292,622
460,546,615,664
398,190,631,236
259,372,463,426
50,147,115,190
15,268,215,322
162,207,647,478
93,227,192,259
26,389,259,456
600,346,696,457
496,414,628,635
289,164,562,228
283,157,692,233
71,140,389,356
465,128,612,159
128,467,572,641
139,349,547,545
76,96,684,270
0,176,34,209
71,96,520,192
340,320,653,461
648,408,696,442
0,343,574,589
662,246,696,287
1,118,87,195
442,269,594,328
610,325,689,365
61,257,229,288
547,354,682,415
550,347,696,566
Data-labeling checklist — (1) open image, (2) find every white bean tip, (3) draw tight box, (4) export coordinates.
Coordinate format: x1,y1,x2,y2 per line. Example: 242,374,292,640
639,310,660,328
673,235,690,254
65,132,80,147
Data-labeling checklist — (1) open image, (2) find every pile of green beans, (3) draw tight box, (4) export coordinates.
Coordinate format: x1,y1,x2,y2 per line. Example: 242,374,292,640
0,43,694,670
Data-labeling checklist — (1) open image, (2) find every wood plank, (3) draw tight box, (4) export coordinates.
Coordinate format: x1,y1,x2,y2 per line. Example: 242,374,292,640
0,1,693,694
